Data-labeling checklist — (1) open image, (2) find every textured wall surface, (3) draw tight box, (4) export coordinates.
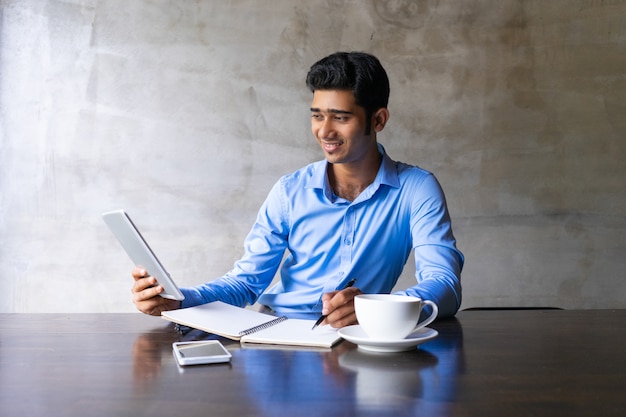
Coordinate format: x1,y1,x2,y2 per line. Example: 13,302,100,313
1,0,625,312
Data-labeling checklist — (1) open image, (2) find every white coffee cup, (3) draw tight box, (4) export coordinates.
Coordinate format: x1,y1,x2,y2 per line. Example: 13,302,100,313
354,294,438,340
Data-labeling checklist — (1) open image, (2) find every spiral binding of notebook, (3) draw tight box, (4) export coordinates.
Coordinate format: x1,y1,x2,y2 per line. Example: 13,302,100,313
238,316,288,336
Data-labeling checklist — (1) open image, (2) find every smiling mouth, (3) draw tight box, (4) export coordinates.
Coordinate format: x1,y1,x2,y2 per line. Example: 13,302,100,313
322,141,342,152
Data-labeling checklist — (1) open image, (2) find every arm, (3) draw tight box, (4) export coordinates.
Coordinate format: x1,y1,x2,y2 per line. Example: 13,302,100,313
130,180,289,315
396,174,464,318
179,179,290,309
400,245,463,318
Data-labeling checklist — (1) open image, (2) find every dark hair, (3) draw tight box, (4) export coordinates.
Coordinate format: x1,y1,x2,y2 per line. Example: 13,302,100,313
306,52,390,133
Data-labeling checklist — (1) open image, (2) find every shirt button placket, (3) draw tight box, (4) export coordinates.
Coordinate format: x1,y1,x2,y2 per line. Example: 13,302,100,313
340,207,355,270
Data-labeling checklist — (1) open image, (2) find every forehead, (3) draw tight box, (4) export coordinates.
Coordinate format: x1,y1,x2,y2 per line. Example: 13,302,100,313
310,89,359,111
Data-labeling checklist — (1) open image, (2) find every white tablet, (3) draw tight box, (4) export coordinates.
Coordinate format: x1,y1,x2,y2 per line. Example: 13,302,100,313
102,209,185,301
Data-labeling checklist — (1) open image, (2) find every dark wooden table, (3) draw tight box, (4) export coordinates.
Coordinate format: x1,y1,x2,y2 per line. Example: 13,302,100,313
1,310,624,417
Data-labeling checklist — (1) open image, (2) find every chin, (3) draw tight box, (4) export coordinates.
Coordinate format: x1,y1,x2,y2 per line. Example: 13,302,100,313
324,154,343,164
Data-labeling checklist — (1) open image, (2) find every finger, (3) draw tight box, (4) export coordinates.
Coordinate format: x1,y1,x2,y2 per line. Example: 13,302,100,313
342,287,362,299
321,290,337,304
322,287,361,315
132,266,149,280
133,282,163,301
321,291,338,315
132,276,157,293
326,307,358,328
323,288,361,327
132,286,163,309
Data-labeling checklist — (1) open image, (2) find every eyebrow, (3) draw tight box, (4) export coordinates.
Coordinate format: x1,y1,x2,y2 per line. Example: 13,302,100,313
310,107,354,115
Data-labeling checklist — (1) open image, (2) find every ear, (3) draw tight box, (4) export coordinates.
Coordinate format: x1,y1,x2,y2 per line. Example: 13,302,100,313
372,108,390,132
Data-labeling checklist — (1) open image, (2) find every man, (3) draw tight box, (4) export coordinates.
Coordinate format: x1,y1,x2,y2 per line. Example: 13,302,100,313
131,51,463,328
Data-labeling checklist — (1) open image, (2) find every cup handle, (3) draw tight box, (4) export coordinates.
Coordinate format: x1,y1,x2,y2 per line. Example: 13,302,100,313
413,300,438,331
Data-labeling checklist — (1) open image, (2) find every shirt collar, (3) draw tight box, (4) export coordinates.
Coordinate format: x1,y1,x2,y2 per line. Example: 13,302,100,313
307,143,401,196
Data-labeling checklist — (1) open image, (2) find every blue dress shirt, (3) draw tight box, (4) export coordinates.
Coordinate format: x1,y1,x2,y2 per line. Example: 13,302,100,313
181,144,463,318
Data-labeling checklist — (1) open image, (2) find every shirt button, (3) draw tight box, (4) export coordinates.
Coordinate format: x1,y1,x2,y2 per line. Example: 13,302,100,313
344,239,351,245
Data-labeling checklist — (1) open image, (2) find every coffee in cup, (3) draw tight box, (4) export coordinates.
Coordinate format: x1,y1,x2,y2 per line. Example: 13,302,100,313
354,294,438,340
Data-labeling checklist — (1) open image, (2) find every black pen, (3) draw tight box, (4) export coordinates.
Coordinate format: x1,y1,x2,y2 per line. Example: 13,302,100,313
311,278,357,330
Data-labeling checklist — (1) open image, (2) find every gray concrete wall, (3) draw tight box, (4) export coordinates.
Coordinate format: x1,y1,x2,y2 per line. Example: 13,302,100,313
1,0,624,313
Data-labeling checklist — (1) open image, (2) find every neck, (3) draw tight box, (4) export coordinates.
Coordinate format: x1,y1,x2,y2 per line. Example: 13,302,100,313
328,150,382,202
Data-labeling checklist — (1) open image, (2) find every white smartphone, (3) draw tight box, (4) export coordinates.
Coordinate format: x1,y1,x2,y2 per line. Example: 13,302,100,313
172,341,232,366
102,209,185,301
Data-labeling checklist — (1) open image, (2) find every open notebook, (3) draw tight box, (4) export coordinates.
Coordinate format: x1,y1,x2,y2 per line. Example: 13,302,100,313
161,301,342,348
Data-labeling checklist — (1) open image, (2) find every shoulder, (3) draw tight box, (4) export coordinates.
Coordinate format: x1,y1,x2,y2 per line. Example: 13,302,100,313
387,160,447,208
394,160,437,187
278,159,326,190
394,160,431,177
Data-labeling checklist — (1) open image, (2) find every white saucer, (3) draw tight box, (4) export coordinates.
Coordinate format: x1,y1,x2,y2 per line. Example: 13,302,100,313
338,325,438,353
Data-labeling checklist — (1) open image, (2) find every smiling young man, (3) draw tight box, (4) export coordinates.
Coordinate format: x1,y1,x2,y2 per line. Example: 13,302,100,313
131,52,464,327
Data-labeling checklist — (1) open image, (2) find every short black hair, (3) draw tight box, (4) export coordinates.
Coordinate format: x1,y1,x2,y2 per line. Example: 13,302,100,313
306,52,390,133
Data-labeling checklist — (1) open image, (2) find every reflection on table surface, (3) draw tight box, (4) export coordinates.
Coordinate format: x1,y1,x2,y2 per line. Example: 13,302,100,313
1,310,625,417
130,318,464,416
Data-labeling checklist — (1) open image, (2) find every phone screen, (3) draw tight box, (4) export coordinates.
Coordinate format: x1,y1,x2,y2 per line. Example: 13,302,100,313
177,342,229,358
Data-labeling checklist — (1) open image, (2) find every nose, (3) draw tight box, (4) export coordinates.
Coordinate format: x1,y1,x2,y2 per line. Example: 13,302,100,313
317,118,336,139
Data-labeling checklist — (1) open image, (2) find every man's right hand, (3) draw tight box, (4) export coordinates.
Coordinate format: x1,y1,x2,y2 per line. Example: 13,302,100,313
131,267,181,316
